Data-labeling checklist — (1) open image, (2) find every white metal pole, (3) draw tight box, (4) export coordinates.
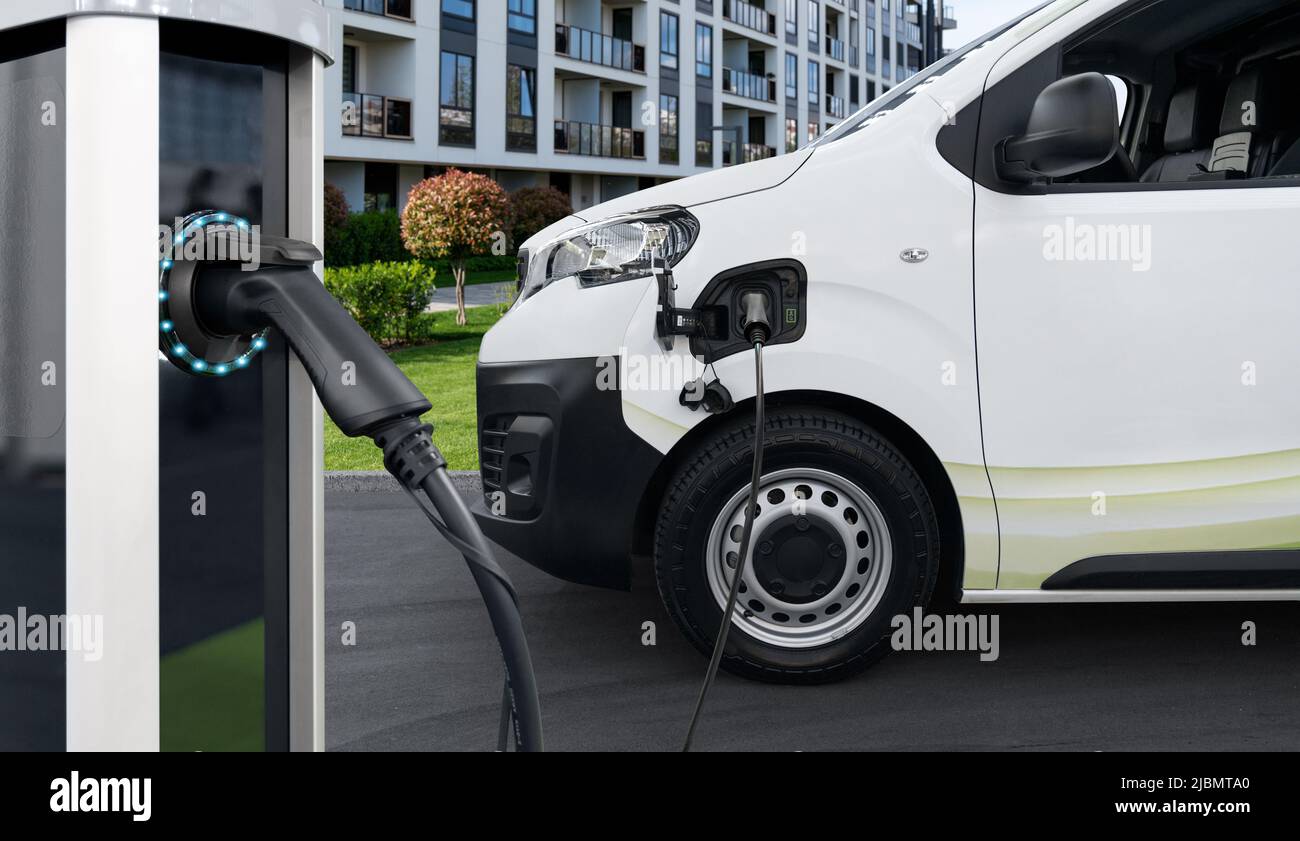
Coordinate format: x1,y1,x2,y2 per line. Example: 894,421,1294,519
64,14,161,752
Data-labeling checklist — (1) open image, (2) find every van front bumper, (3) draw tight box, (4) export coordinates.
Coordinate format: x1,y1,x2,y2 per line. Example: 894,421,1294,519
471,358,664,590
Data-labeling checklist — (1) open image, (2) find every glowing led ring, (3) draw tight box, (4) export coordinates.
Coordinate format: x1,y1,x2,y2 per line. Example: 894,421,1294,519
158,210,267,377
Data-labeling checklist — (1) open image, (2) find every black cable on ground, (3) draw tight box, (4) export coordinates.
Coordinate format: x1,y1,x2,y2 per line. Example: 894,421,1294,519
402,469,545,752
682,340,765,752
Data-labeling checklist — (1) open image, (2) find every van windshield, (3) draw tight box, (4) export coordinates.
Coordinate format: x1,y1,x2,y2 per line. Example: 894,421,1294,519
812,0,1080,148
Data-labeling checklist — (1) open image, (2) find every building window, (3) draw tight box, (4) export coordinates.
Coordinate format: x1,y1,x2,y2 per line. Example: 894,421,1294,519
784,53,797,101
660,12,679,70
442,0,474,19
506,64,536,151
807,1,819,48
660,93,679,164
696,23,713,78
439,51,474,145
364,162,399,212
808,60,819,97
344,0,412,20
785,117,798,153
342,44,358,93
507,0,535,34
785,0,798,37
808,121,819,143
696,101,712,167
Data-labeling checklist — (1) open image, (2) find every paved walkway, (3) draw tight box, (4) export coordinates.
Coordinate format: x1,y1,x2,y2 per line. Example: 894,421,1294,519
426,280,515,312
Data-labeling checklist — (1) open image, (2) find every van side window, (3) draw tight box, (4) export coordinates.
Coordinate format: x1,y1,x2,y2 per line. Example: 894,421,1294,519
978,0,1300,192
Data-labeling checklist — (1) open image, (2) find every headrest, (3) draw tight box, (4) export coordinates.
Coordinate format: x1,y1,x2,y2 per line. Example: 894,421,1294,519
1220,68,1274,136
1163,86,1204,153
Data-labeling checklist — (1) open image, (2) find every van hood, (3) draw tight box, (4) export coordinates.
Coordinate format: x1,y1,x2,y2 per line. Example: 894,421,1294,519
571,147,814,222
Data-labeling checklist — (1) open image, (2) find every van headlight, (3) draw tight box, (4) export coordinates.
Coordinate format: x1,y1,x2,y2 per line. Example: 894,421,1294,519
517,207,699,304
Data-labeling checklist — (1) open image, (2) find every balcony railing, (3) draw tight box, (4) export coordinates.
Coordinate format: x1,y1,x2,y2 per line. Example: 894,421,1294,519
825,36,845,61
825,94,846,118
722,0,777,37
849,46,859,66
554,120,645,159
555,24,645,73
723,141,776,165
722,67,776,102
341,92,412,139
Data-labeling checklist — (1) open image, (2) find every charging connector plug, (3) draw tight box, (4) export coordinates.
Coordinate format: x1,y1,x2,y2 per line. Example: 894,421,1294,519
740,291,772,345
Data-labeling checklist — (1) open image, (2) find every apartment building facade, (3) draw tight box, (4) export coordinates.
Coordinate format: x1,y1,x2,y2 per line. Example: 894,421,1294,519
325,0,956,215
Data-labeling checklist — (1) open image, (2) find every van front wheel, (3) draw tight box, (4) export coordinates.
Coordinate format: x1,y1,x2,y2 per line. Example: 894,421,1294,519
653,408,941,684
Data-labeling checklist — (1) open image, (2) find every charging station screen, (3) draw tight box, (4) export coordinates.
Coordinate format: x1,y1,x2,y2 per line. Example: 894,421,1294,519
157,31,290,752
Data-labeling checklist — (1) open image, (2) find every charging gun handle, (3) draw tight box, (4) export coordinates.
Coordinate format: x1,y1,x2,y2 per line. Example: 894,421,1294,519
195,264,432,436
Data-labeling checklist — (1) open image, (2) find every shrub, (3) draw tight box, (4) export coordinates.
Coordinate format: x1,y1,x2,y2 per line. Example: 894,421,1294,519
401,169,511,325
324,260,437,346
325,210,407,267
324,183,350,253
509,186,572,247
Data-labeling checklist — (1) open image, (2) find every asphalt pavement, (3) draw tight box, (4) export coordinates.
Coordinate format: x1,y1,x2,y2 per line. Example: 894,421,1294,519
325,488,1300,752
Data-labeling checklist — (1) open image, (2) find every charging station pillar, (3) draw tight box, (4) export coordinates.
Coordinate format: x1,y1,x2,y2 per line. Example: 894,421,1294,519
0,2,331,751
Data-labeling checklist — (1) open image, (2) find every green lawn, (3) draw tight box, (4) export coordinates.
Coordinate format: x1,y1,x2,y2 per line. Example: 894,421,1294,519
325,303,505,471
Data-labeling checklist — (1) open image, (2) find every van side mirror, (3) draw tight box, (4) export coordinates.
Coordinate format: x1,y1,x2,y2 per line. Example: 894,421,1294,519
995,72,1119,183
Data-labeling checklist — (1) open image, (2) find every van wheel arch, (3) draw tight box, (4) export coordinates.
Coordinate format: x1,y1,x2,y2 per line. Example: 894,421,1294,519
630,391,965,605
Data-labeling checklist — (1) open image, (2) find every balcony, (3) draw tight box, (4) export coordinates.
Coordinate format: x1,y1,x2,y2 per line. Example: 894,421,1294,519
554,120,646,159
825,36,845,61
825,94,846,118
342,0,413,21
723,141,776,165
341,92,412,139
943,4,957,29
722,67,776,102
722,0,777,37
555,24,645,73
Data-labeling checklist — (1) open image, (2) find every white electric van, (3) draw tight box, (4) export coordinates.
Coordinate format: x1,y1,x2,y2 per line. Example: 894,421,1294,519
473,0,1300,683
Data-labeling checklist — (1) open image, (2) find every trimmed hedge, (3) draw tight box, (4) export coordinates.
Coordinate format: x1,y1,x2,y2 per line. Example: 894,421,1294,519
323,260,437,346
324,210,408,267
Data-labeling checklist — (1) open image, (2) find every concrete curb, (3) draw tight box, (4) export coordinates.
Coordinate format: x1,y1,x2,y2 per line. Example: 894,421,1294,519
325,470,482,493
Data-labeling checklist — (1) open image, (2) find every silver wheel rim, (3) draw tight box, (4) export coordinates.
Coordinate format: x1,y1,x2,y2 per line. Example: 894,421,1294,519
705,467,893,649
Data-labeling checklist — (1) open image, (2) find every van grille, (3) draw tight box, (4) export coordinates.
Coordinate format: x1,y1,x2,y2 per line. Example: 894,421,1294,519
479,414,514,496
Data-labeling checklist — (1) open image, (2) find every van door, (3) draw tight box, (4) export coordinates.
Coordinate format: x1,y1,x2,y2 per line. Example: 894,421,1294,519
972,18,1300,590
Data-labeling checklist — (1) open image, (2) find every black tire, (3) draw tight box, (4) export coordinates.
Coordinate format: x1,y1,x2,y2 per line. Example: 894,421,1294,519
653,407,941,684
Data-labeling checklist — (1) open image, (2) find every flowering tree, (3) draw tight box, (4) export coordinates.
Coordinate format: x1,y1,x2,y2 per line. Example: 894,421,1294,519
401,169,511,325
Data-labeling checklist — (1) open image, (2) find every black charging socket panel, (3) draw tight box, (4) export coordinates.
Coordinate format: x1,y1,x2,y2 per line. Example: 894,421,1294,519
689,260,808,364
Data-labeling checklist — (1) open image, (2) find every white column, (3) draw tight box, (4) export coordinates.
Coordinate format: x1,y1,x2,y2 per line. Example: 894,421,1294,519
65,14,160,751
288,47,327,753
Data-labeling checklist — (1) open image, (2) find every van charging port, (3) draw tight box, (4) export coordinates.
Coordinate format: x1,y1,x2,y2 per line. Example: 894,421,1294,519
655,260,807,361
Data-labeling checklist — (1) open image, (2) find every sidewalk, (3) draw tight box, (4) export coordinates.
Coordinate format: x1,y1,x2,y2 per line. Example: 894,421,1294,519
426,280,514,313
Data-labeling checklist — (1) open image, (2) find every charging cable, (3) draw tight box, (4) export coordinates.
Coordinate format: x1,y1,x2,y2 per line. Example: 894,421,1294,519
682,292,771,751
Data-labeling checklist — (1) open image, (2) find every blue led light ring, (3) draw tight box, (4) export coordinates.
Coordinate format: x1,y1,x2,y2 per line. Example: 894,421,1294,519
158,210,268,377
